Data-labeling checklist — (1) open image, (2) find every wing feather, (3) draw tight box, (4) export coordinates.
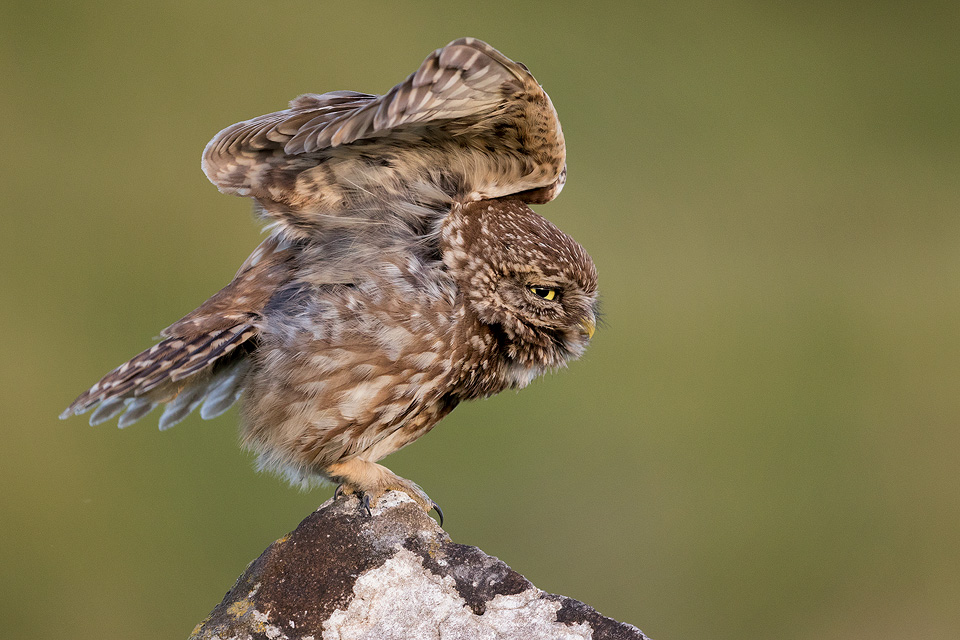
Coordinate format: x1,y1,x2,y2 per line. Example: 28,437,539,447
61,233,298,429
201,37,566,229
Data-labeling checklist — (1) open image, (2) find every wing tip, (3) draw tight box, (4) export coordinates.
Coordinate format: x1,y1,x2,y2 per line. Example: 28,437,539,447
440,37,531,84
59,393,92,420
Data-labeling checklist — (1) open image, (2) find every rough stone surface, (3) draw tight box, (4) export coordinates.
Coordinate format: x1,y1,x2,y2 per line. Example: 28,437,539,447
190,492,649,640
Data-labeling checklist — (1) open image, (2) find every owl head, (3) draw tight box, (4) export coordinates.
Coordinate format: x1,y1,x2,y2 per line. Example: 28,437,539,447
442,199,599,372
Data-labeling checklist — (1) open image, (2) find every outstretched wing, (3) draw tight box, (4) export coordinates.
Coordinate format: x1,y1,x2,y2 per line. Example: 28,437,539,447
201,37,566,233
60,234,299,430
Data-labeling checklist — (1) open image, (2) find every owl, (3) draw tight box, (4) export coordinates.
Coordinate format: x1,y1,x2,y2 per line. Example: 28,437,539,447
61,38,598,520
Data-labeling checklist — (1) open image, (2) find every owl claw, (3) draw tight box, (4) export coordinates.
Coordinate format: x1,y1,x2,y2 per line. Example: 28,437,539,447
431,501,444,527
333,483,371,517
392,483,444,526
334,482,360,501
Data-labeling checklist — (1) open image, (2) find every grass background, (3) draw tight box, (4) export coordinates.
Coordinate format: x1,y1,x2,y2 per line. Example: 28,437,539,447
3,2,959,638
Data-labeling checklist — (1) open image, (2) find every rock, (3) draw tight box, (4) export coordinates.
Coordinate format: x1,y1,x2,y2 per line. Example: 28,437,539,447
190,491,649,640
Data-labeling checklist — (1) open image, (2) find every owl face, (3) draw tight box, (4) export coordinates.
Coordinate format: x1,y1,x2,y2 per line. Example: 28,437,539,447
486,255,598,366
443,199,599,370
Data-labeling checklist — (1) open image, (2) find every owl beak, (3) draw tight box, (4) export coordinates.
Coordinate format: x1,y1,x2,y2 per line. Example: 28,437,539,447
579,315,596,339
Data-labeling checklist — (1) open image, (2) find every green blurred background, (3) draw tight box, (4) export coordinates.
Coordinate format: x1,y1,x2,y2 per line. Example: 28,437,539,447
3,1,959,638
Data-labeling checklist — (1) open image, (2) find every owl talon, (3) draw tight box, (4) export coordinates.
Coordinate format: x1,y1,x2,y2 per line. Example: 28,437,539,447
334,483,359,501
388,484,444,526
360,493,373,517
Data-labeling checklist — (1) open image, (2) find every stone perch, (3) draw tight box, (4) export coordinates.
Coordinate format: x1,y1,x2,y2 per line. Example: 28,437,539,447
190,491,649,639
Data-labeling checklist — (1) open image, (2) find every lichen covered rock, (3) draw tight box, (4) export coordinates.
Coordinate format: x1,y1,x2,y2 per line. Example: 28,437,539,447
190,492,648,640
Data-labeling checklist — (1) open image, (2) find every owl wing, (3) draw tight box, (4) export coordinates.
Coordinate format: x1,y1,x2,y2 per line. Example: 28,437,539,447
60,234,299,430
201,37,566,227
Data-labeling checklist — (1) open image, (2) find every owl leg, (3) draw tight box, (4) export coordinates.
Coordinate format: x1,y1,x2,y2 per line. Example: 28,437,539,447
325,458,442,524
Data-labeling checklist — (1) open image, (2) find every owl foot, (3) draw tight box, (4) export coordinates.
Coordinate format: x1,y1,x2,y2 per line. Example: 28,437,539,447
359,482,443,526
326,458,443,525
360,478,443,527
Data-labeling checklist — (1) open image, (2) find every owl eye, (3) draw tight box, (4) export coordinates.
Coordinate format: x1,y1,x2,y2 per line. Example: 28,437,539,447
528,285,558,301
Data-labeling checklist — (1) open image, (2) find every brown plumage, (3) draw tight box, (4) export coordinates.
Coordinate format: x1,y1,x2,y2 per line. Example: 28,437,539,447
62,38,598,516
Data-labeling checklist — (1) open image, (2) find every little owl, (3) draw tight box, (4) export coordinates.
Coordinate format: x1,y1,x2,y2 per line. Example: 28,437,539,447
61,38,599,520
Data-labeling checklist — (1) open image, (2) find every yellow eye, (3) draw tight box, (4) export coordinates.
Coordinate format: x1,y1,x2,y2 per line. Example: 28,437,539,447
529,285,557,301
